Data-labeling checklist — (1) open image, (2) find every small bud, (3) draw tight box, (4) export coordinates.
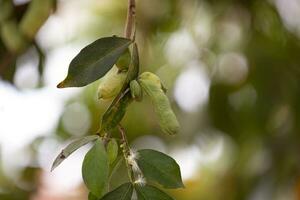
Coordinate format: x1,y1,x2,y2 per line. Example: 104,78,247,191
130,80,143,101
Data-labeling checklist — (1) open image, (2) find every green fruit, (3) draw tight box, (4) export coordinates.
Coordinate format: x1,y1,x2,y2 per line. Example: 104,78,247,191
98,66,127,100
116,48,131,71
130,80,143,101
139,72,179,135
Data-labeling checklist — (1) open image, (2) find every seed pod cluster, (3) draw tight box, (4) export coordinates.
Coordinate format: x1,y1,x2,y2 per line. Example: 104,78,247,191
138,72,180,135
97,66,127,100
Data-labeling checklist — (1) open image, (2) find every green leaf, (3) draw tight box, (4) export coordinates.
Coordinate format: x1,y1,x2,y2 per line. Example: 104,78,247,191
99,43,139,133
137,149,184,189
51,135,99,171
135,185,175,200
82,139,109,197
107,139,119,165
100,182,133,200
57,36,132,88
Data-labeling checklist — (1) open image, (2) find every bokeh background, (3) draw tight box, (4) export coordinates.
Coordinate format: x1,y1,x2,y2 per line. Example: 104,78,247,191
1,0,300,199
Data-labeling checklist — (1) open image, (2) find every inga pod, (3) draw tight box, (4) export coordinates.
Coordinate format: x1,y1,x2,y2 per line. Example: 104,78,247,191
97,66,127,100
116,48,131,71
19,0,55,39
130,80,143,101
1,19,28,53
138,72,179,135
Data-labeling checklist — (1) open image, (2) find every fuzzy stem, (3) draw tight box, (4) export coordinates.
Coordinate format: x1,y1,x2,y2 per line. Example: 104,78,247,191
124,0,136,39
118,124,135,182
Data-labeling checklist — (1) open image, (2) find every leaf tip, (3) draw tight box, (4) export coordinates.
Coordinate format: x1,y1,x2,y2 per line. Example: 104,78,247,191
57,81,65,88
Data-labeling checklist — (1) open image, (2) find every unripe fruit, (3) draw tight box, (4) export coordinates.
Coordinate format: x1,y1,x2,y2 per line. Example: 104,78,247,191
98,66,127,100
138,72,179,135
116,48,131,71
130,80,143,101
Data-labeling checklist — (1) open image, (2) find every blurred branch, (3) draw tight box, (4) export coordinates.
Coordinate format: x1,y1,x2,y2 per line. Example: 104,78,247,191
124,0,136,39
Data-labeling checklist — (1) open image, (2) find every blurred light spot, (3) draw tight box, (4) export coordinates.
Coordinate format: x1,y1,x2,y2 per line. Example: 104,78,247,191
196,135,224,164
229,84,257,110
218,21,243,50
191,8,212,46
13,0,30,5
169,131,233,181
14,63,39,89
165,29,199,67
62,103,91,136
131,135,167,153
14,48,40,89
217,52,248,84
169,145,201,180
196,131,236,174
275,0,300,33
174,61,210,112
247,147,271,177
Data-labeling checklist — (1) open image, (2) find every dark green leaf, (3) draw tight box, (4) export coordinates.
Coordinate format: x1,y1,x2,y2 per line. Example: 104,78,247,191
135,185,175,200
51,135,99,171
57,36,132,88
107,138,118,165
82,139,109,197
100,182,133,200
137,149,184,189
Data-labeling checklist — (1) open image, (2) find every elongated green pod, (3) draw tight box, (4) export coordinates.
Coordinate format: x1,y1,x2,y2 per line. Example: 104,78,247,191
116,48,131,71
130,80,143,101
98,66,127,100
138,72,179,135
1,19,28,53
19,0,55,39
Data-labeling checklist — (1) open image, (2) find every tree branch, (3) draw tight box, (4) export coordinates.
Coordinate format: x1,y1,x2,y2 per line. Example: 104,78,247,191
124,0,136,39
